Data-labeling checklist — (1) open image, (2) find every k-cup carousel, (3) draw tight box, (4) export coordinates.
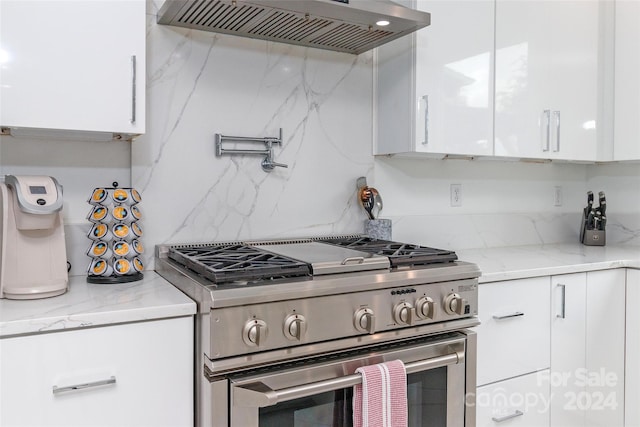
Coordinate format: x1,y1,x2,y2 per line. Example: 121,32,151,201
86,183,144,284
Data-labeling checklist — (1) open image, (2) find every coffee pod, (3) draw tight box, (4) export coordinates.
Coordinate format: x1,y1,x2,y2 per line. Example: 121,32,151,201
87,206,109,223
111,205,130,222
131,221,143,237
88,223,114,242
88,258,114,276
132,257,144,273
113,258,132,275
130,205,142,221
130,188,142,204
112,223,132,240
132,239,144,255
112,240,132,258
88,188,108,205
87,241,113,259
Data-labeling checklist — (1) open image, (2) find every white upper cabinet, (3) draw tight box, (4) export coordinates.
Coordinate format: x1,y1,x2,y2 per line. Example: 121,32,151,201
0,0,146,137
494,0,602,161
376,0,494,157
614,0,640,161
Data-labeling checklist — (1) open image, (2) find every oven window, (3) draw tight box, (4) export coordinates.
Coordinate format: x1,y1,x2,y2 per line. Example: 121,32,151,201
256,367,448,427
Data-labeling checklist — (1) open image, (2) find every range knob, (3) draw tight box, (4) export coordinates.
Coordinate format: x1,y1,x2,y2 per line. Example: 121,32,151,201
283,313,307,341
444,293,466,315
415,296,435,320
353,308,376,334
393,301,415,325
242,318,268,347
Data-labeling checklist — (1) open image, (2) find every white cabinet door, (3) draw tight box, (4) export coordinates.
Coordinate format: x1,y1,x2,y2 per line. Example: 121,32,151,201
476,277,550,386
376,0,494,157
626,269,640,427
0,0,146,135
550,273,587,427
585,269,625,427
614,0,640,161
494,0,600,161
550,270,625,427
476,370,551,427
0,318,193,426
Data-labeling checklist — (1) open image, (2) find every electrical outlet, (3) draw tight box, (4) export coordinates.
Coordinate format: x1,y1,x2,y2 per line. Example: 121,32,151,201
450,184,462,207
554,186,563,207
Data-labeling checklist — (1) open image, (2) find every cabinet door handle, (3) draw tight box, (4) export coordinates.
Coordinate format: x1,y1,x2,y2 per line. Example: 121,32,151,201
552,110,561,152
541,110,551,152
492,410,524,422
492,312,524,320
557,284,566,318
422,94,429,145
52,376,116,395
130,55,137,124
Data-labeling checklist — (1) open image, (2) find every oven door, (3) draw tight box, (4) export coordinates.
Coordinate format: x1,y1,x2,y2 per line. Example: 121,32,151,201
229,331,476,427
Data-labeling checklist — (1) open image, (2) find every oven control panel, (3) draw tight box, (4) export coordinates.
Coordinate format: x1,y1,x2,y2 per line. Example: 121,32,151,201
208,279,478,360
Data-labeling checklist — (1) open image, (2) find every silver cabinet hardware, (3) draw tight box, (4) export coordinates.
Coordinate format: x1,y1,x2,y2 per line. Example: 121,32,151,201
541,110,551,152
130,55,137,125
557,284,566,318
215,128,287,172
552,110,561,152
53,376,116,394
492,410,524,422
492,312,524,320
422,95,429,145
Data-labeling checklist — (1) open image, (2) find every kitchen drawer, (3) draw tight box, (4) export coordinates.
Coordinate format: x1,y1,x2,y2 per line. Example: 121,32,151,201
476,277,551,386
476,370,551,427
0,317,193,426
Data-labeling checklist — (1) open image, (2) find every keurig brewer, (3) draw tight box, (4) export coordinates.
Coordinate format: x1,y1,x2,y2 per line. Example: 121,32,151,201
0,175,68,299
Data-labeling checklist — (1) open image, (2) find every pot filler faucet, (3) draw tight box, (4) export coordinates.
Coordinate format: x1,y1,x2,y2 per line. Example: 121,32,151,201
215,128,288,172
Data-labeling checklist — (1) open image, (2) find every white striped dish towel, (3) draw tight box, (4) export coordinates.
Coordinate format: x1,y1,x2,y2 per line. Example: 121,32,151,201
353,359,408,427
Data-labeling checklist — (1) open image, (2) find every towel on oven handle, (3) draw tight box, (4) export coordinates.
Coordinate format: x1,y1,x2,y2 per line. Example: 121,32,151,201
353,359,408,427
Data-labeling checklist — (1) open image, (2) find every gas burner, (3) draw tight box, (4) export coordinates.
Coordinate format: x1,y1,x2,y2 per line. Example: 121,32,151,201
168,244,310,284
317,236,457,267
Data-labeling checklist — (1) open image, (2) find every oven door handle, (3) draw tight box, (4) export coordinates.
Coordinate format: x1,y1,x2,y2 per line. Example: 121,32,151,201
233,349,464,408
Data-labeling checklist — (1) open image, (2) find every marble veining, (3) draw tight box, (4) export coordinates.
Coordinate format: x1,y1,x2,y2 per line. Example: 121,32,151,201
132,5,374,266
0,272,196,338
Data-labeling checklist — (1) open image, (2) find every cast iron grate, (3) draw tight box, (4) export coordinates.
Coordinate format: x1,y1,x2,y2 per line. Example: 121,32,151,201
317,237,457,268
168,244,311,283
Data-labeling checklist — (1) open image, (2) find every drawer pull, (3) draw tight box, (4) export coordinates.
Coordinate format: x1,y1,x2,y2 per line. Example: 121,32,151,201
53,376,116,394
492,410,524,423
492,312,524,320
557,284,566,319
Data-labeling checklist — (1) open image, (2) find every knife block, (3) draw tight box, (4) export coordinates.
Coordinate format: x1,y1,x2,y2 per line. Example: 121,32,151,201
580,213,605,246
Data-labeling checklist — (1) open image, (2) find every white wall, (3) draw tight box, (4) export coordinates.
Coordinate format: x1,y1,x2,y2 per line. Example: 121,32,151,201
0,0,637,275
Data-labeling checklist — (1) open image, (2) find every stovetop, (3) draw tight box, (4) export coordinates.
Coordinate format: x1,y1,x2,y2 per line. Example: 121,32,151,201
165,235,458,285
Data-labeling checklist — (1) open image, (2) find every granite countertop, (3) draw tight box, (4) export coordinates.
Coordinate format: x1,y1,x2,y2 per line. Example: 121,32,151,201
457,243,640,283
0,271,196,338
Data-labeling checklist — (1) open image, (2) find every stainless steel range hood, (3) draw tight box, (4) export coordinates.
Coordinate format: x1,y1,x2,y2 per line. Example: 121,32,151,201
157,0,430,55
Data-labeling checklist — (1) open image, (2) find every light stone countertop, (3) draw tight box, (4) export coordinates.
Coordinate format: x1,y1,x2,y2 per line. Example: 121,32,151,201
3,244,638,337
457,244,640,283
0,271,196,338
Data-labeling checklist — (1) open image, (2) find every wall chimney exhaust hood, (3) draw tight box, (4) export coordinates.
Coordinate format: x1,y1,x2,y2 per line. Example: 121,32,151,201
157,0,431,55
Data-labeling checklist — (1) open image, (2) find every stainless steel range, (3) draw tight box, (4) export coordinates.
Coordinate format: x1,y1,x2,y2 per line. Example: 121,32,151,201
156,235,481,427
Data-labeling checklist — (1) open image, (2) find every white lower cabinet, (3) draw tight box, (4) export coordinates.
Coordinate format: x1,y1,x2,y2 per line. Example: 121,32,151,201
0,317,193,427
476,277,551,386
477,269,627,427
550,270,625,427
476,371,551,427
626,269,640,427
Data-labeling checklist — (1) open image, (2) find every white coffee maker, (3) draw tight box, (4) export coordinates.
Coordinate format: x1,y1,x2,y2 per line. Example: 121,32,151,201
0,175,68,299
